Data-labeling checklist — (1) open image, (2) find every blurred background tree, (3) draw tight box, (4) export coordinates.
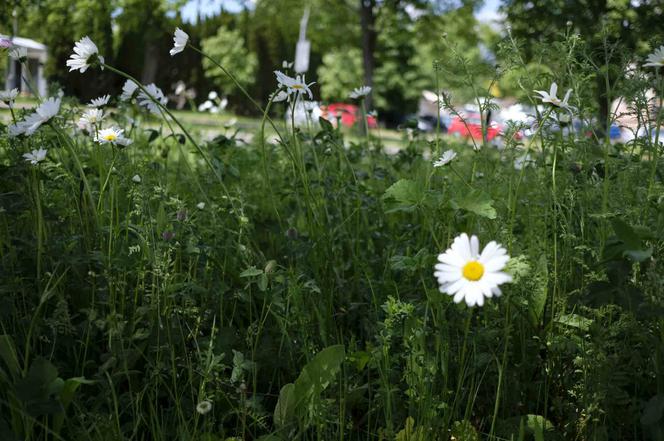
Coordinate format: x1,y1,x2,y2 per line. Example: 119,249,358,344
201,25,257,97
1,0,661,124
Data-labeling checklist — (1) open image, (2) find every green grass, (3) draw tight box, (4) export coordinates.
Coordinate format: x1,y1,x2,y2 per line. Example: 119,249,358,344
1,36,664,441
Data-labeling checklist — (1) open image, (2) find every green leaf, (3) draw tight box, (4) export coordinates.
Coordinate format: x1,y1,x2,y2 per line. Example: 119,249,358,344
450,189,497,219
258,273,268,291
14,358,63,417
293,345,345,402
273,383,296,428
529,255,548,324
606,218,652,262
641,394,664,426
240,267,263,278
524,414,555,441
611,218,641,249
273,345,345,428
146,129,159,143
0,335,20,380
382,179,424,213
318,116,334,132
52,377,94,434
555,313,593,331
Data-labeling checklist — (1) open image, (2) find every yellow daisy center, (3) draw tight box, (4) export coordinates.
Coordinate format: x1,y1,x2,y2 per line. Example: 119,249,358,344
103,133,117,141
292,84,304,89
462,261,484,281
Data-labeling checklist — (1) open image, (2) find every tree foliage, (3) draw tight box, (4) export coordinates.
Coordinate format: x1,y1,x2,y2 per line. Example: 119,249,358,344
201,25,257,96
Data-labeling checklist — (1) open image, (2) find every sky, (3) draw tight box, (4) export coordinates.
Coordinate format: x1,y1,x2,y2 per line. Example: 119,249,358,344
180,0,503,24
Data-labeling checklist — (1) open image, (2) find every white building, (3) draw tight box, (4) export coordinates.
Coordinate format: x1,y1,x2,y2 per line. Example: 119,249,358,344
3,35,48,97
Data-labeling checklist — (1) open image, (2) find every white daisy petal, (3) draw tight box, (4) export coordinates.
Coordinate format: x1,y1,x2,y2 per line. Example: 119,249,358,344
437,251,465,268
470,235,480,258
434,263,460,272
451,233,472,260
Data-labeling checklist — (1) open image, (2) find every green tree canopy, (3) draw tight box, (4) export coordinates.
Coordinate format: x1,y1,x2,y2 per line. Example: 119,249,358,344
201,25,257,96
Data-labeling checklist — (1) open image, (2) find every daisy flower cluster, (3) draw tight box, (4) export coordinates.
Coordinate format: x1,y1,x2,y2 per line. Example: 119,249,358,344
198,91,228,114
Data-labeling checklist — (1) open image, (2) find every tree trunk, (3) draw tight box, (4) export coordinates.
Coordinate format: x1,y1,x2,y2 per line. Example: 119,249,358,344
360,0,376,111
141,42,159,85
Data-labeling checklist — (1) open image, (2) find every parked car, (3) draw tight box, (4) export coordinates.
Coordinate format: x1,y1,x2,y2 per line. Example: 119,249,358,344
320,103,377,128
447,113,501,141
416,114,449,133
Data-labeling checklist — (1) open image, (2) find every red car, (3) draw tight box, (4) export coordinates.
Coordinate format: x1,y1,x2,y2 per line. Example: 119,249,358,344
321,103,377,128
447,113,501,141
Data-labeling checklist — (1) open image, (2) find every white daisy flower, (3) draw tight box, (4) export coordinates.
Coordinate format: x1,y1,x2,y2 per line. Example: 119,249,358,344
270,90,289,103
196,400,212,415
66,36,104,73
137,83,168,115
170,28,189,56
434,233,512,307
274,70,314,100
132,174,142,183
433,149,457,167
349,85,372,99
9,46,27,61
0,88,19,106
208,91,218,101
23,148,48,165
120,80,139,101
534,82,573,111
196,202,205,209
94,127,132,146
89,94,110,107
644,46,664,68
8,97,61,137
79,108,105,130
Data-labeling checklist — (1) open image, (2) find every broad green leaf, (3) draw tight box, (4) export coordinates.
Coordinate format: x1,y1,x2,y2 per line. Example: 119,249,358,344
611,218,641,249
293,345,345,402
382,179,424,213
524,414,555,441
14,358,62,417
52,377,94,433
450,189,496,219
555,313,593,331
273,383,296,428
273,345,345,428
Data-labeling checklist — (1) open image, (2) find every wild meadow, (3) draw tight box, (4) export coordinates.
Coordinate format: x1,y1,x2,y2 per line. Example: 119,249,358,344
1,21,664,441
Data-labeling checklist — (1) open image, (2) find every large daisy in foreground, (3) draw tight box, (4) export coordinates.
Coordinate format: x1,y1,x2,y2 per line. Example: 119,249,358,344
434,233,512,307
